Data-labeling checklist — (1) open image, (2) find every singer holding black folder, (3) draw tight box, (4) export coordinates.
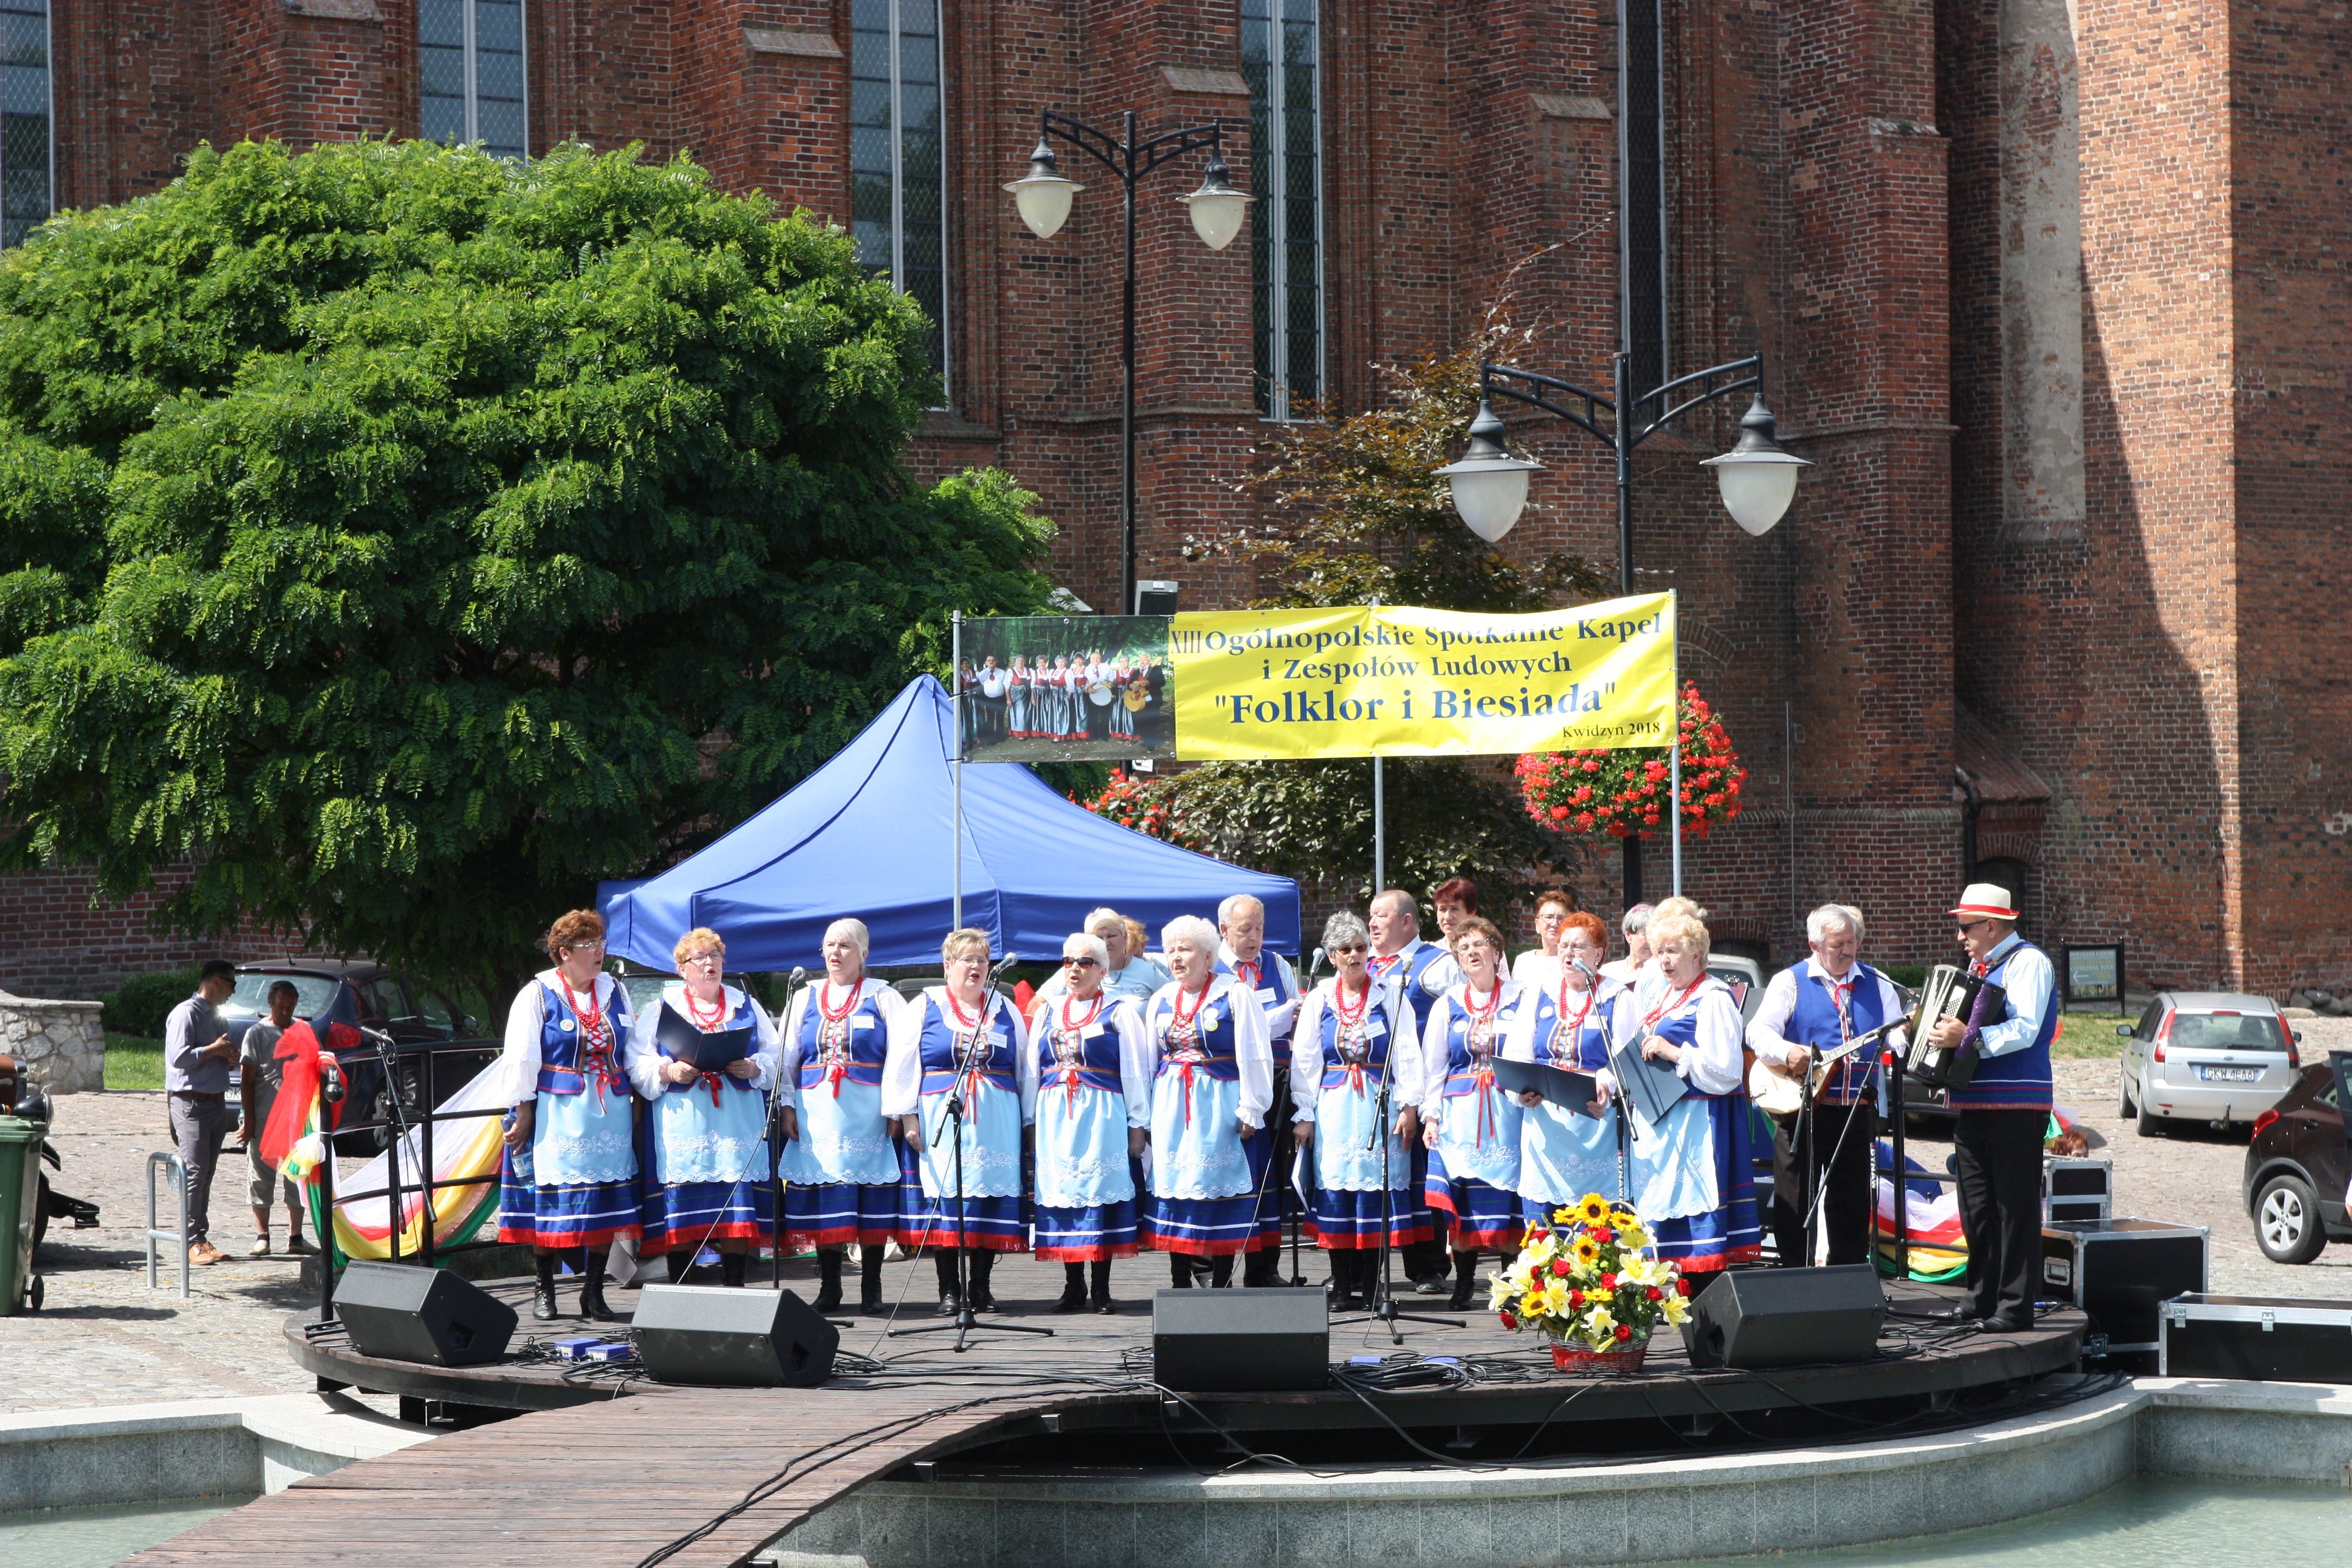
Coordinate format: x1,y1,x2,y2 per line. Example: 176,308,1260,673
1613,912,1763,1281
623,927,785,1286
1503,911,1621,1224
1289,912,1428,1312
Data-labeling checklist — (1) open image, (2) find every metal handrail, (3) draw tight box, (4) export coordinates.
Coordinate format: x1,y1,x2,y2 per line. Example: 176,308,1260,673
144,1150,190,1298
313,1034,512,1320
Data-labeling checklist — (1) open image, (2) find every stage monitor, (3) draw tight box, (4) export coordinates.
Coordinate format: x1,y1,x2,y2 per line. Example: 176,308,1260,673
1683,1265,1886,1370
1152,1288,1329,1392
334,1260,519,1368
631,1283,838,1388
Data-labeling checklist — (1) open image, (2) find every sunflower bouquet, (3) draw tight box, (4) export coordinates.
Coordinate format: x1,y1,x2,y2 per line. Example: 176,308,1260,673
1489,1193,1691,1363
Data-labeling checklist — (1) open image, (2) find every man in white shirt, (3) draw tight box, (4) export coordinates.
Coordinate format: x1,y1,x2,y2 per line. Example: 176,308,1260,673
1746,905,1906,1267
1365,888,1451,1292
1510,889,1577,990
1216,892,1302,1287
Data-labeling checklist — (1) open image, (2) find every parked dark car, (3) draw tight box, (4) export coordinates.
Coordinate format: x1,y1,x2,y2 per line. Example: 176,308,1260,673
220,961,489,1153
2241,1060,2351,1264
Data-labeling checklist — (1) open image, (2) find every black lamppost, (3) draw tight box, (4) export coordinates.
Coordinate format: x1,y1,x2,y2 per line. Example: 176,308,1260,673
1440,351,1808,903
1005,111,1253,614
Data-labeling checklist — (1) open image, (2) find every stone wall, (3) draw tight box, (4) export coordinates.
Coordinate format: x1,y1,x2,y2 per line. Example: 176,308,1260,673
0,992,106,1095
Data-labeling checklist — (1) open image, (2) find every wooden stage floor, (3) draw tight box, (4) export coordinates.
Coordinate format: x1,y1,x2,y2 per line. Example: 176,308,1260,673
129,1252,2088,1568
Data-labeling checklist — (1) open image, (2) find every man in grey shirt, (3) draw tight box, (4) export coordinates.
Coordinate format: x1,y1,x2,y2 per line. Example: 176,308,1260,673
165,960,242,1266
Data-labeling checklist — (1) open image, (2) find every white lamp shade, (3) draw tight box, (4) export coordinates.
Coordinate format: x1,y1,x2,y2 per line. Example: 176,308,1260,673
1440,454,1544,542
1181,186,1254,252
1704,453,1805,535
1004,171,1082,240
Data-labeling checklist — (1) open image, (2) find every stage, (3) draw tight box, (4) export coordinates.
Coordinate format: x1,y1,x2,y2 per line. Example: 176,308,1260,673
101,1252,2105,1568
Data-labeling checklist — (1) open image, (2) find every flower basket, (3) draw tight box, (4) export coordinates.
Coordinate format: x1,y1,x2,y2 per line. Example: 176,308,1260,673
1549,1336,1649,1375
1487,1193,1691,1361
1514,682,1745,841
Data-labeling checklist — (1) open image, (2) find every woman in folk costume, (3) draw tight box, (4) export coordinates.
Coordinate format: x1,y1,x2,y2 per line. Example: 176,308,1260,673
1419,916,1528,1310
1142,915,1278,1285
1006,655,1033,738
885,927,1036,1314
1505,911,1625,1227
1289,912,1428,1312
496,909,640,1322
1610,910,1763,1277
778,918,906,1315
1027,932,1153,1314
623,927,785,1286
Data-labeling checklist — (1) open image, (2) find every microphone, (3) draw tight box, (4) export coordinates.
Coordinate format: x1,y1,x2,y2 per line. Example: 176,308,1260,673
988,950,1019,981
790,965,808,984
1571,955,1598,982
1308,946,1326,981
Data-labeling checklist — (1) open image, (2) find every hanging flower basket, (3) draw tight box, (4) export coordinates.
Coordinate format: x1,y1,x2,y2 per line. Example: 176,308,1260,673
1513,682,1746,841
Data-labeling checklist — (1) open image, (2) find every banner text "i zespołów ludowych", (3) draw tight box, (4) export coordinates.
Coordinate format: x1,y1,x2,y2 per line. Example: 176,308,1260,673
1168,594,1678,761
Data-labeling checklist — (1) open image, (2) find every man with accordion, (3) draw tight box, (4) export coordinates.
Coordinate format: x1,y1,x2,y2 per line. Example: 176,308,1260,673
1928,883,2057,1333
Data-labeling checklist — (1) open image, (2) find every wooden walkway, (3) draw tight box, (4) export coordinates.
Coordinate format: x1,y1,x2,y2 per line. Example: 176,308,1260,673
125,1381,1134,1567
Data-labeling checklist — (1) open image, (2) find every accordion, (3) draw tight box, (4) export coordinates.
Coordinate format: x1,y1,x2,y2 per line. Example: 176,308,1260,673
1898,964,2007,1091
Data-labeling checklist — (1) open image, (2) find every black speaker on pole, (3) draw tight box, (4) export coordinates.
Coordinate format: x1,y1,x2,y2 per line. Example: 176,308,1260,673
334,1260,519,1367
1682,1265,1886,1370
1152,1288,1330,1391
630,1283,839,1387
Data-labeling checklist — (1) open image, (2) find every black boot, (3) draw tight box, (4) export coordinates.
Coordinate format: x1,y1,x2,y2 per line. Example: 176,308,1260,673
532,1250,560,1321
1170,1252,1195,1289
578,1253,617,1322
1091,1259,1116,1314
664,1248,692,1283
1208,1254,1235,1288
1052,1262,1088,1314
934,1250,963,1315
1447,1248,1479,1311
967,1250,998,1311
720,1249,747,1288
858,1245,886,1315
814,1248,845,1314
1242,1246,1279,1288
1325,1251,1352,1311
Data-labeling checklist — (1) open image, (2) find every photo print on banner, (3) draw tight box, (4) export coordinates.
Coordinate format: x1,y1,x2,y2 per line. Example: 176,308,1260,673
958,616,1175,763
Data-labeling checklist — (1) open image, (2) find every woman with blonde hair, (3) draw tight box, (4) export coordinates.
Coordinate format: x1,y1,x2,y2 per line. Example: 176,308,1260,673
1028,930,1153,1313
1141,914,1277,1285
884,927,1036,1314
778,917,906,1314
1610,910,1761,1279
624,927,785,1285
495,909,640,1321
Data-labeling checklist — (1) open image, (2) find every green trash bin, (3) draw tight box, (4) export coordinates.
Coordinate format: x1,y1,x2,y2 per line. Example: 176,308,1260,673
0,1112,42,1315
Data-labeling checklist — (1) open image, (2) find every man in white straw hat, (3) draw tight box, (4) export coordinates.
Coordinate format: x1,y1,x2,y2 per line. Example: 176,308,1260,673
1926,881,2056,1333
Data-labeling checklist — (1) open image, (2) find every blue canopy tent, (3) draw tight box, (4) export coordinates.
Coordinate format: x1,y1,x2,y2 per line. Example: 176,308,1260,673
599,676,1301,972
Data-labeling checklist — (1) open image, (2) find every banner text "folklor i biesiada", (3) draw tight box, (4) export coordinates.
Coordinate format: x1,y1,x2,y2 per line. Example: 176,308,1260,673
1168,594,1678,761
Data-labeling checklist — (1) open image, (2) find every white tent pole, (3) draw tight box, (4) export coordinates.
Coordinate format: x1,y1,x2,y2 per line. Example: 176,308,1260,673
1669,589,1683,897
1368,596,1385,899
952,611,963,932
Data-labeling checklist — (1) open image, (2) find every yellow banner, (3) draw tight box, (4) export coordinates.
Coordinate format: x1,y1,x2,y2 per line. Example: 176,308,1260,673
1170,593,1677,760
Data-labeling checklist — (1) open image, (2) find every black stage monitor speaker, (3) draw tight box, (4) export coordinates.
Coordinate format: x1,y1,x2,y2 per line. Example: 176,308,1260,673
1683,1265,1887,1370
1152,1287,1330,1392
631,1283,839,1387
334,1260,519,1367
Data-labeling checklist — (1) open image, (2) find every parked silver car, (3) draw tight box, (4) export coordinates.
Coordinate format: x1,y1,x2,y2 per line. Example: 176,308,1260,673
2118,992,2302,1136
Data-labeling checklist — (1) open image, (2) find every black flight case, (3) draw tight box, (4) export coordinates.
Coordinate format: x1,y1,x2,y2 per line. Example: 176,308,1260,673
2159,1293,2352,1383
2039,1217,2208,1354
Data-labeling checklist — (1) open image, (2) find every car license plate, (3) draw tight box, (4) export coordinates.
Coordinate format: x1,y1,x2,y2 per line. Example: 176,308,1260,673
2197,1066,2261,1082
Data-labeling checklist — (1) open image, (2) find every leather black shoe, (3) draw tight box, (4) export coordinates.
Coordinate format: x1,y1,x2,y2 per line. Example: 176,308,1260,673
1050,1286,1089,1315
531,1280,559,1322
935,1291,963,1317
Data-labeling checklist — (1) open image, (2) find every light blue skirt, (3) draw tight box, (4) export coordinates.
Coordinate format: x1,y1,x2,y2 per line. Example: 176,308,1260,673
1628,1097,1719,1222
1434,1079,1523,1190
780,1076,901,1186
1518,1100,1622,1207
914,1079,1024,1200
1314,1080,1410,1193
1035,1082,1136,1208
533,1085,637,1185
1148,1070,1251,1200
650,1085,770,1185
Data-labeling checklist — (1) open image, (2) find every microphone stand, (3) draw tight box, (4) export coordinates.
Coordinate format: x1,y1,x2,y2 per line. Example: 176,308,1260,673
892,958,1052,1352
768,967,807,1289
1330,967,1464,1344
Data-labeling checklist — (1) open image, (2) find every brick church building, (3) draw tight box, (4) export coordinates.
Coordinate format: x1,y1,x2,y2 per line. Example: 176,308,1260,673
1,1,2344,997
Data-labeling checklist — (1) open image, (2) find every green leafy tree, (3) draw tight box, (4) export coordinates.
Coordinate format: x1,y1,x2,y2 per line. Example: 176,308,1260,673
1097,314,1610,928
0,139,1057,1009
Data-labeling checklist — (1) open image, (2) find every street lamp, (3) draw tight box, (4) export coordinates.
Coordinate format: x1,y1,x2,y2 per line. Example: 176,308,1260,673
1441,350,1808,901
1006,111,1254,614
